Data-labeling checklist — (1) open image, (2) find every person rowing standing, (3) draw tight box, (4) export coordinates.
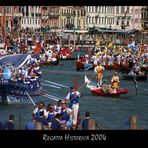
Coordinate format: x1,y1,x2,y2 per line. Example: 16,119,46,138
65,86,81,127
94,62,105,87
111,72,120,93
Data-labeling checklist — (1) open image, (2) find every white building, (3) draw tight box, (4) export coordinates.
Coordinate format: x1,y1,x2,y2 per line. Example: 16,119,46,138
20,6,41,30
85,6,143,31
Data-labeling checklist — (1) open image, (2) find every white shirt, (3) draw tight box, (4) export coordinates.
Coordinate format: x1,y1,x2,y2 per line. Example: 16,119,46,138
66,91,81,100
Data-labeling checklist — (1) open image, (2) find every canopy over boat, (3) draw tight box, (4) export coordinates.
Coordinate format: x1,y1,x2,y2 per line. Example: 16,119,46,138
0,54,32,68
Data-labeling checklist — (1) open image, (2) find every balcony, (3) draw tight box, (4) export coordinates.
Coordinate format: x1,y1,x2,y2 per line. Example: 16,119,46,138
48,13,60,17
42,16,49,19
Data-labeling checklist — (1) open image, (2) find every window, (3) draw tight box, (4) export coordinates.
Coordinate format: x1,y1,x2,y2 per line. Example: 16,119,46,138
127,21,129,26
73,10,75,16
116,6,119,13
98,17,100,24
95,6,98,12
78,10,79,17
116,20,119,25
112,18,114,25
22,18,23,24
121,6,125,13
81,10,83,16
6,6,11,14
38,20,40,24
126,6,129,13
102,17,104,24
36,19,37,24
92,6,94,13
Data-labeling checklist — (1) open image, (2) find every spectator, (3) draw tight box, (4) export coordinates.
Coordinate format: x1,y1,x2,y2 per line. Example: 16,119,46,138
0,121,4,130
25,119,36,130
4,114,15,130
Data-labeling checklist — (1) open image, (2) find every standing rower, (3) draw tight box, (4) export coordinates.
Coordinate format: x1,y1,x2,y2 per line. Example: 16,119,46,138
111,72,120,93
94,62,105,87
65,86,81,126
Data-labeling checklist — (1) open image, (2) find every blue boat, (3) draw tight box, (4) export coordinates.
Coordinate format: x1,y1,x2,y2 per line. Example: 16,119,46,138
0,54,43,104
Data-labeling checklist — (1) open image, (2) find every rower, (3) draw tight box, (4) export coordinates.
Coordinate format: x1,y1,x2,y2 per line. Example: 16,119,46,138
65,86,81,126
94,62,105,87
111,72,120,93
32,101,47,122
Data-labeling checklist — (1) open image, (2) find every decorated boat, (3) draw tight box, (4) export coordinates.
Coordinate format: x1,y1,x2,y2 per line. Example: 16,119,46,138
84,75,128,96
0,54,44,104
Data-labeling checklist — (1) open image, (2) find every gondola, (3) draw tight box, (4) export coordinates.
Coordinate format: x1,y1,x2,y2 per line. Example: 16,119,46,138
84,75,128,96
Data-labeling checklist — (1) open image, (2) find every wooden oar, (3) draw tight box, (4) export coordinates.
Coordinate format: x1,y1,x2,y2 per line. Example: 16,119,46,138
41,83,61,89
84,65,93,71
25,91,36,106
43,80,69,88
43,94,59,101
45,93,64,100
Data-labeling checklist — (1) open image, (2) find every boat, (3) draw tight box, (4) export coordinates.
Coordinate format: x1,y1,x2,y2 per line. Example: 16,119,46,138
75,60,94,71
0,54,44,104
40,55,59,66
84,75,128,96
40,60,59,66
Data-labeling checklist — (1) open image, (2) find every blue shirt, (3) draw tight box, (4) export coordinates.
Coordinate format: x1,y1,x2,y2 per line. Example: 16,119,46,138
82,118,90,130
4,121,15,130
25,121,36,130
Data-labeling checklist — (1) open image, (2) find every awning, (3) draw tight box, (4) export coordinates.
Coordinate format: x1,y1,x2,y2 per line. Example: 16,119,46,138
0,54,32,68
89,28,128,33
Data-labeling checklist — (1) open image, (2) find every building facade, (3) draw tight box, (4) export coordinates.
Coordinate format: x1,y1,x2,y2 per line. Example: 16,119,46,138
85,6,132,31
0,6,22,34
129,6,145,31
58,6,74,29
73,6,85,29
141,6,148,31
20,6,41,30
85,6,146,31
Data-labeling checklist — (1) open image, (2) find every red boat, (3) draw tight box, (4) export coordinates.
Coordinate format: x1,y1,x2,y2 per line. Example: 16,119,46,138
85,75,128,97
91,87,128,96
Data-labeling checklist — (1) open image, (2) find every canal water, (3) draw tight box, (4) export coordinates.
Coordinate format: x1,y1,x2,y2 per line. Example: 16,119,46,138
0,54,148,129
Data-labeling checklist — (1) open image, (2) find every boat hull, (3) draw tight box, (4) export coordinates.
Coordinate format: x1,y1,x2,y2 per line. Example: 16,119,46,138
91,87,128,96
75,61,94,71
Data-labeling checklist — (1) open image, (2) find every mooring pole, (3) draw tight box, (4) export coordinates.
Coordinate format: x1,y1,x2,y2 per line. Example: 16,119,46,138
129,115,137,130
